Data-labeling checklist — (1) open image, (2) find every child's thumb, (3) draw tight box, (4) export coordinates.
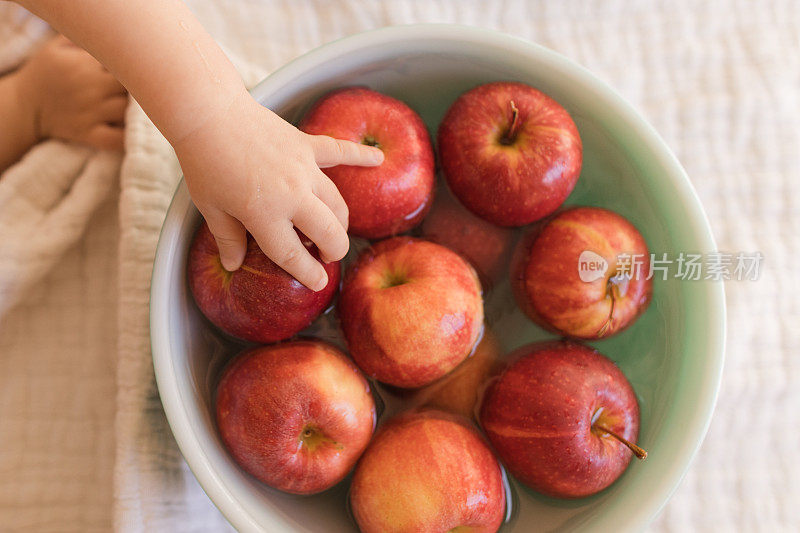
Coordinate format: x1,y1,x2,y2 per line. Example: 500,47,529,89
205,209,247,271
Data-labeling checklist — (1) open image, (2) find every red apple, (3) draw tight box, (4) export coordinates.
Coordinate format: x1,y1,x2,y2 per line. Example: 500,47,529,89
299,87,435,239
215,340,375,495
479,341,645,499
438,81,582,226
339,237,483,388
511,206,652,339
187,220,339,343
407,328,503,419
350,410,506,533
421,186,514,287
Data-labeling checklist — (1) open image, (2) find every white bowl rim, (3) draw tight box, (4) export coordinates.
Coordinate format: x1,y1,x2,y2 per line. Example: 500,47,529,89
150,23,726,533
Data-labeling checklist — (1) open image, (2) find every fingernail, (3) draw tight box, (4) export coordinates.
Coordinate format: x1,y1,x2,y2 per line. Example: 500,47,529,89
220,258,237,272
372,149,384,164
313,274,328,292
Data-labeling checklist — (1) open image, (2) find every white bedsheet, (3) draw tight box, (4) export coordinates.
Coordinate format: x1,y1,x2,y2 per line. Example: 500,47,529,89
1,0,798,531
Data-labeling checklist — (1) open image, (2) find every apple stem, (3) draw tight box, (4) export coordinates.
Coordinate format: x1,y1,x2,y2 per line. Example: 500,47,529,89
362,135,380,149
596,280,618,337
594,423,648,460
501,100,520,145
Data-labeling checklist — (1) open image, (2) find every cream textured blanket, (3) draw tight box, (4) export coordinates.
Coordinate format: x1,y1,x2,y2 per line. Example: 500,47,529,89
1,1,798,531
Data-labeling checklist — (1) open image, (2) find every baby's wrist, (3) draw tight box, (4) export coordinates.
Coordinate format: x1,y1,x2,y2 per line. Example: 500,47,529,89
170,86,258,156
163,80,252,148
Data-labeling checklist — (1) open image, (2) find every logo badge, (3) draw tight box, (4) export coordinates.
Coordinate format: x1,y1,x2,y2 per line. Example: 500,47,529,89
578,250,608,282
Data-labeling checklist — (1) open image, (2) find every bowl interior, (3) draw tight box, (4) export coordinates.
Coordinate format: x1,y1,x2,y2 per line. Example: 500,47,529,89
152,26,724,533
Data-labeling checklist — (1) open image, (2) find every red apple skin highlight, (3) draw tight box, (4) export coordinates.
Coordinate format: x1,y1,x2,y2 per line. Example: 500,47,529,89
438,81,582,227
421,186,514,288
339,237,484,388
187,220,340,343
215,341,375,495
299,87,435,239
511,206,652,339
350,410,506,533
479,341,640,499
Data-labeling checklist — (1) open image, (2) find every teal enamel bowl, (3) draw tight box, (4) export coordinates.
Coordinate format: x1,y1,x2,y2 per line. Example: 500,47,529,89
150,24,725,532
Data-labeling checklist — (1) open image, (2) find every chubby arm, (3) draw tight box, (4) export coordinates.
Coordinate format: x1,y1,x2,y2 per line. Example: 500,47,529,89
16,0,382,290
17,0,243,144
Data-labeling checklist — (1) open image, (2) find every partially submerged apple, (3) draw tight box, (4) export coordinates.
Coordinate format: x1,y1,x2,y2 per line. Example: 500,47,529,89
438,81,582,227
350,409,506,533
188,220,339,343
215,340,375,495
421,186,514,288
512,206,652,339
300,87,435,239
339,237,484,388
480,341,645,499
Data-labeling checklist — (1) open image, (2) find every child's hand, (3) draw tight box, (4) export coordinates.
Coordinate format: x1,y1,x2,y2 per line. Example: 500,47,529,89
12,0,380,291
174,91,384,291
16,35,127,150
